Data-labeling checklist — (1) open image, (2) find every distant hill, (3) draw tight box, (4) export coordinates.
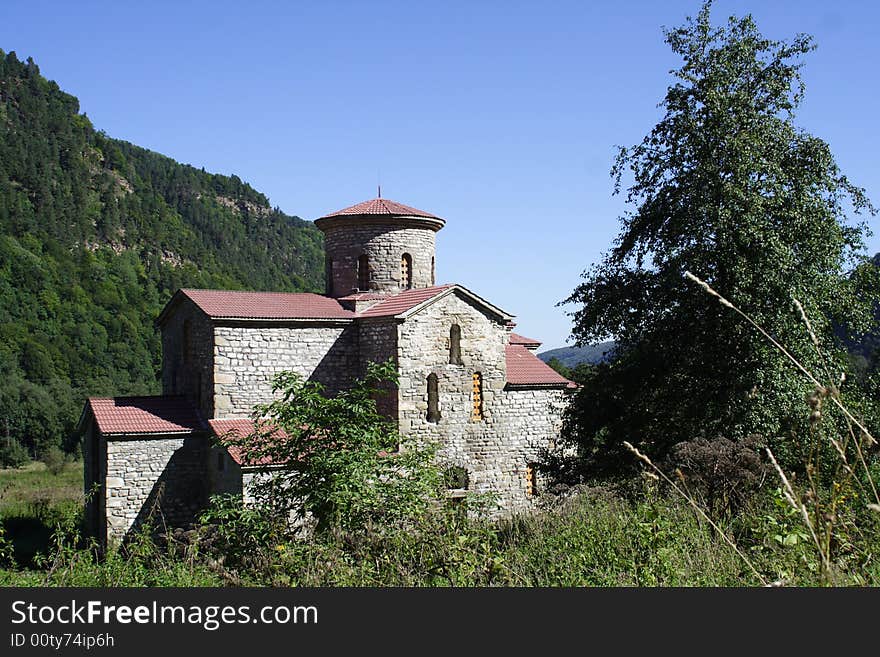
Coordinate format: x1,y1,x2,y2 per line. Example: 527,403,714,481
0,50,324,456
538,341,616,368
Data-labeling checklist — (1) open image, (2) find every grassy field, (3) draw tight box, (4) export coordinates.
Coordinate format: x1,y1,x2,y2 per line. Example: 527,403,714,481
0,460,83,567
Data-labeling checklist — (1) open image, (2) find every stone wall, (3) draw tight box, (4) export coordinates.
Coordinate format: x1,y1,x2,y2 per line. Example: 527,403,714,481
104,434,208,544
161,299,215,418
212,323,359,417
323,222,436,297
395,290,570,512
208,445,242,496
495,387,570,507
397,292,516,508
358,318,399,418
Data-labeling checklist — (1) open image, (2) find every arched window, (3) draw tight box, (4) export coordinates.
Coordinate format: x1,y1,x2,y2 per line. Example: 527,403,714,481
431,256,435,285
471,372,483,421
326,257,334,295
401,253,413,289
357,254,370,291
526,463,538,498
449,324,462,365
444,466,469,490
427,373,441,423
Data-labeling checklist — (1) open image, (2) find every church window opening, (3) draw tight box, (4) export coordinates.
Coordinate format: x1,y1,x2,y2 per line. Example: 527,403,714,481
526,463,538,498
471,372,483,421
445,466,469,506
449,324,462,365
357,254,370,291
427,373,441,423
401,253,413,289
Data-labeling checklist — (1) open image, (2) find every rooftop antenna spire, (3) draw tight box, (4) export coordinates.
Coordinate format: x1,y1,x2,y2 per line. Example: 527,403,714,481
378,184,381,199
377,168,381,198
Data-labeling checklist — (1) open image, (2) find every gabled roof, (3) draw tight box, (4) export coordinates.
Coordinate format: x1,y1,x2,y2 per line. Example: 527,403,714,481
505,345,576,389
157,289,355,324
357,284,513,321
85,396,206,435
319,197,441,220
208,418,288,467
509,332,542,349
356,285,453,318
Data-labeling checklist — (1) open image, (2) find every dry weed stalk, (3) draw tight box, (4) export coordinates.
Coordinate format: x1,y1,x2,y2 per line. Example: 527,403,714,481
683,270,880,583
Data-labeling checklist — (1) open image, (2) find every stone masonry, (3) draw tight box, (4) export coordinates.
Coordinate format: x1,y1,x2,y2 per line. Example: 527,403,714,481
212,323,359,416
104,435,207,540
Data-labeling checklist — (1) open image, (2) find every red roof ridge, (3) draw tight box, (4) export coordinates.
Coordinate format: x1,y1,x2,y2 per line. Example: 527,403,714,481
319,197,441,220
505,344,575,388
509,332,542,347
356,284,454,318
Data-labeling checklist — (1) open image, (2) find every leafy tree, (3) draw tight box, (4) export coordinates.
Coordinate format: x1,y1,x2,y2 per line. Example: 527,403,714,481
220,361,444,533
545,357,572,380
563,2,879,470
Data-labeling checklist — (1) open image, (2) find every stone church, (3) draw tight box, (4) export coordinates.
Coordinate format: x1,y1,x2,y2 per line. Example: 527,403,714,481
78,196,574,545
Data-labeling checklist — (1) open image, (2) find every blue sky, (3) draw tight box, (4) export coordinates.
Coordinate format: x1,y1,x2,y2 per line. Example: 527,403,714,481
2,1,878,350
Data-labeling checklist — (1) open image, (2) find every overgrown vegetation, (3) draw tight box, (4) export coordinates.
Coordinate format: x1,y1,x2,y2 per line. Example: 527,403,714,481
0,50,324,458
218,360,446,534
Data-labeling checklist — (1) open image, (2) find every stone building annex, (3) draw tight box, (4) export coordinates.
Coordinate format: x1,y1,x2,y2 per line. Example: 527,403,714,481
78,196,575,545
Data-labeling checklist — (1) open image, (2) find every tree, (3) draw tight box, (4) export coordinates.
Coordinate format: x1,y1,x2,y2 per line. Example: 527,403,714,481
563,2,879,470
220,361,444,533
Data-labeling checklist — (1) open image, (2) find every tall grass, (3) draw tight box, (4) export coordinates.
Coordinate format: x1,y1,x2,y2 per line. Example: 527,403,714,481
679,271,880,585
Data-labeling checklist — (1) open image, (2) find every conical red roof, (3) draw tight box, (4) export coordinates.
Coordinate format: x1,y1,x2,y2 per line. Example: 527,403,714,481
319,197,440,219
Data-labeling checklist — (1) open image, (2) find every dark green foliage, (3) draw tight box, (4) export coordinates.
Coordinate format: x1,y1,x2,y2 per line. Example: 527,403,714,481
0,51,324,455
563,3,880,470
544,357,595,384
0,437,28,468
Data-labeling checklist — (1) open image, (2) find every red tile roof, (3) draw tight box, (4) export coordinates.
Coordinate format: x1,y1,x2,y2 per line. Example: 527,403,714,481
319,197,440,219
357,285,453,318
336,292,389,301
178,289,354,320
505,345,576,388
208,419,289,467
87,396,206,435
509,332,542,348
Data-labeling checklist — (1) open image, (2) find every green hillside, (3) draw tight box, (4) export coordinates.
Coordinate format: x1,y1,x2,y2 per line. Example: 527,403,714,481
0,50,324,458
538,341,616,368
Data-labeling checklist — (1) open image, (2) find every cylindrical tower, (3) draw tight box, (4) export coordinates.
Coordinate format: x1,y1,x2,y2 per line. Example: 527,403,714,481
315,197,445,298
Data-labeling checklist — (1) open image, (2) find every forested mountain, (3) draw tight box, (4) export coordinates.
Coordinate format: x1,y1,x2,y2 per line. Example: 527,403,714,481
538,341,616,368
0,50,324,457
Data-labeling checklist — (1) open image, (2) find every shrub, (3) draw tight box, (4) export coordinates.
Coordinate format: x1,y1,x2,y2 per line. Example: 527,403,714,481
39,446,66,476
665,435,768,516
0,438,29,468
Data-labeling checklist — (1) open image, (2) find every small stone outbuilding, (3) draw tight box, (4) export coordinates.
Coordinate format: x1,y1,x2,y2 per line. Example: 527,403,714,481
79,196,574,545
